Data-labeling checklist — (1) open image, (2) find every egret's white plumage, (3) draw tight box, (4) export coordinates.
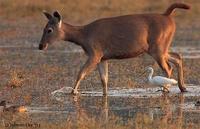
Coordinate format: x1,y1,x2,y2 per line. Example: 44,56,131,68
146,67,177,92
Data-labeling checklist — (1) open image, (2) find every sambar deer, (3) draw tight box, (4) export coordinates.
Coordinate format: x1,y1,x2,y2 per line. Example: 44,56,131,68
39,3,190,95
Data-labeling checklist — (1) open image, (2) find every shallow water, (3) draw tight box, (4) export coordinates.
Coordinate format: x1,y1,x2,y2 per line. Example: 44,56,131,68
0,45,200,128
172,46,200,59
18,84,200,124
80,84,200,97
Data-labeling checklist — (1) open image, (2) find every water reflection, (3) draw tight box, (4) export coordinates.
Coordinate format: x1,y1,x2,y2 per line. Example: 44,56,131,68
1,91,200,128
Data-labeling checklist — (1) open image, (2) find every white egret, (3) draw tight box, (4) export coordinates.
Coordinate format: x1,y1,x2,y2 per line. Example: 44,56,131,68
146,67,177,92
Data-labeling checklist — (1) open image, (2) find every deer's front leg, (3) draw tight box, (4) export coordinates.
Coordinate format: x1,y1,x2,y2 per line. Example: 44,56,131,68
98,61,108,95
72,56,101,95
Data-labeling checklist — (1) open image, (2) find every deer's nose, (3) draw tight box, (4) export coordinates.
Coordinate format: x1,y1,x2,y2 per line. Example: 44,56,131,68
39,44,44,50
39,44,48,50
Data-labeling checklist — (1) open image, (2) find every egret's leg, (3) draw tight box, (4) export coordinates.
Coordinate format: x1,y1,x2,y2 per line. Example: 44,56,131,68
156,86,169,93
163,85,170,93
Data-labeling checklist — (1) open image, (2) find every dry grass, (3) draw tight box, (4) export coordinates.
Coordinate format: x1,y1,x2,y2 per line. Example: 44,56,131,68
0,0,199,25
6,70,25,88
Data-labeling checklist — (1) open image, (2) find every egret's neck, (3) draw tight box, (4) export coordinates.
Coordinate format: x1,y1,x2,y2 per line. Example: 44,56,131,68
148,69,154,81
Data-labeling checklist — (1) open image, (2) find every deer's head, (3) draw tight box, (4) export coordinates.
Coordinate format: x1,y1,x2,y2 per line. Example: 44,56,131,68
39,11,63,50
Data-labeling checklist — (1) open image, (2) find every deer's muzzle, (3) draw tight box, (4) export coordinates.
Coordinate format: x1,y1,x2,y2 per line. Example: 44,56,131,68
39,43,48,50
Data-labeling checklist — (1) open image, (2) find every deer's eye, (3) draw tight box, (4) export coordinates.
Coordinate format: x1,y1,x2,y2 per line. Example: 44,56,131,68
47,28,53,34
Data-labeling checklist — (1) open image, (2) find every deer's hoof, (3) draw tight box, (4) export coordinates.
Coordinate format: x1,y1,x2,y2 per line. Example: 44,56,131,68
181,88,188,92
103,92,108,96
71,89,79,95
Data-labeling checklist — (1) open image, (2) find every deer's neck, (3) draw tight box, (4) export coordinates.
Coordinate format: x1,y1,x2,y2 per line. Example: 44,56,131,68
61,23,85,46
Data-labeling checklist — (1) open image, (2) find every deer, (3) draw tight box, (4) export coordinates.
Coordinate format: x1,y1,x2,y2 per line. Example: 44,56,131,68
39,3,190,95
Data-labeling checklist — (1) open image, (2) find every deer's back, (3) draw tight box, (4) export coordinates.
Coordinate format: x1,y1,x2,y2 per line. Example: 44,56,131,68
82,14,175,59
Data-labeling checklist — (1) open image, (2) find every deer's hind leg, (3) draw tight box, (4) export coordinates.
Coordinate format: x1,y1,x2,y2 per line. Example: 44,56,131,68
168,52,186,92
152,53,173,78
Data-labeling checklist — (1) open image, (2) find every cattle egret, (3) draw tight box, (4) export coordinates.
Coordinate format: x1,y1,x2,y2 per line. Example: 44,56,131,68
146,67,177,92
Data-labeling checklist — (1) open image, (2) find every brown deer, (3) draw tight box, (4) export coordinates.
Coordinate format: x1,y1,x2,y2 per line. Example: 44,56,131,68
39,3,190,95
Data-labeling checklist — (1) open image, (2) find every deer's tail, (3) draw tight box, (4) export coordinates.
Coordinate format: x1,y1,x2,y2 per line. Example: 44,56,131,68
163,3,190,16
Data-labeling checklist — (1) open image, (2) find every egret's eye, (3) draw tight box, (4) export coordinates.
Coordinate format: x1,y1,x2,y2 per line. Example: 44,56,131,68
47,28,53,34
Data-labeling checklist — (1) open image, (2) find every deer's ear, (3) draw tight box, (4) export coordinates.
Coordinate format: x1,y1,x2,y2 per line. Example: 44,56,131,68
43,11,52,20
53,11,62,21
53,11,62,28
